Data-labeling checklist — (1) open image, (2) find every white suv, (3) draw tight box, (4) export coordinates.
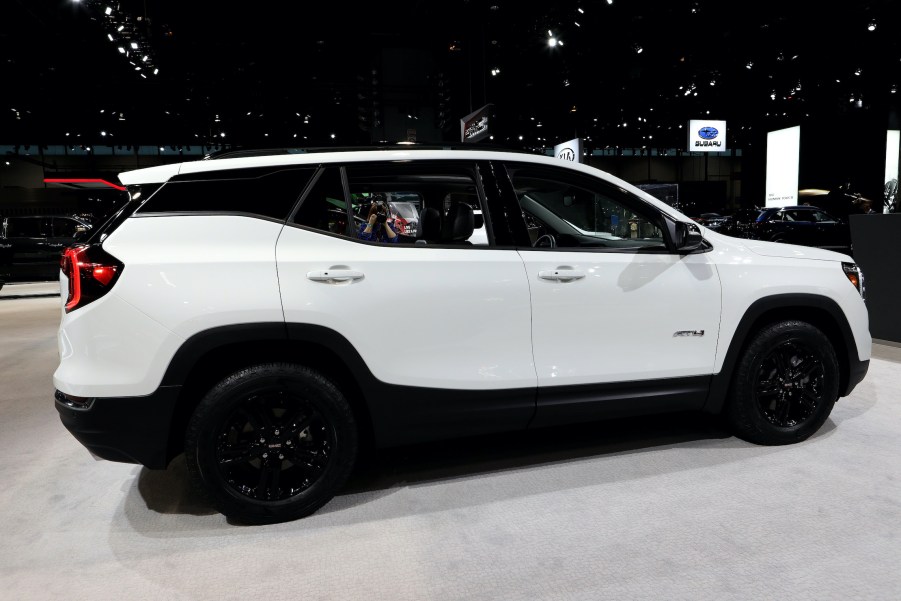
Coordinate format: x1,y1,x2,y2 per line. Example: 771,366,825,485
54,147,870,524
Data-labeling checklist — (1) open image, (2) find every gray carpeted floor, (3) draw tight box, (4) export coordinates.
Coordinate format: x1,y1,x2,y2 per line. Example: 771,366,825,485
1,296,899,601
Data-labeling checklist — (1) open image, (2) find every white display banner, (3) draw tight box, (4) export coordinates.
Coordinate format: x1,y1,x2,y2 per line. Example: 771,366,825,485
765,126,801,207
687,119,726,152
553,138,583,163
885,130,900,214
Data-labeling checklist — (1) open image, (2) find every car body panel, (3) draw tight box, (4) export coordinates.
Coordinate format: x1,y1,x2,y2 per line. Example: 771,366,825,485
276,224,536,389
518,248,722,385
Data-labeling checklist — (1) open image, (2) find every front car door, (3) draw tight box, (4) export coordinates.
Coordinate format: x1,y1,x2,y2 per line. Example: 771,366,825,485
276,161,536,446
497,162,722,427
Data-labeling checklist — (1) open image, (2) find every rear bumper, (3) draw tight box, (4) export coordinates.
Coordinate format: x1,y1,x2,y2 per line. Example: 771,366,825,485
55,386,181,469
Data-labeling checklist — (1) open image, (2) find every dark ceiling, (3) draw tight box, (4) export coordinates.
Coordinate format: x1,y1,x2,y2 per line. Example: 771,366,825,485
3,0,899,151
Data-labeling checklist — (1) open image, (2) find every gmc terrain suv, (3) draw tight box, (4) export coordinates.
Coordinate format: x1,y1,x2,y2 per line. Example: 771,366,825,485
54,147,870,524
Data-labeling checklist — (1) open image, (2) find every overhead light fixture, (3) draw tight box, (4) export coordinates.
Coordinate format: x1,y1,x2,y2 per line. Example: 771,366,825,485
868,20,876,31
746,61,753,69
104,6,112,15
130,42,139,49
107,33,114,41
633,44,643,54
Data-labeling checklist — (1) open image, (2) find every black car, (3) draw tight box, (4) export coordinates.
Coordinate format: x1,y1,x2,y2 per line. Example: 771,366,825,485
737,206,852,254
0,215,92,281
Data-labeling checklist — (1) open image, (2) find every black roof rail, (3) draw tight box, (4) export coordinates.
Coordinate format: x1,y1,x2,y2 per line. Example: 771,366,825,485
204,141,534,160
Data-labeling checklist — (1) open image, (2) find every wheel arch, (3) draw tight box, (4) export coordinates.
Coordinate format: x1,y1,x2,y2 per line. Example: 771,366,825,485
161,323,376,466
704,293,860,414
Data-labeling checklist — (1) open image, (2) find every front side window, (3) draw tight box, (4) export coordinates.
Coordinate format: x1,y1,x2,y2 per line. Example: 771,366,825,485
506,165,666,250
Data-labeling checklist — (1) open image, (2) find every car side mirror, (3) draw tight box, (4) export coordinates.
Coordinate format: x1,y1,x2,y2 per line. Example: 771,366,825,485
667,219,704,252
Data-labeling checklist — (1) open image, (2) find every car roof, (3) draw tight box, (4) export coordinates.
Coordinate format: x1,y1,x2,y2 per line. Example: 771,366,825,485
117,147,692,223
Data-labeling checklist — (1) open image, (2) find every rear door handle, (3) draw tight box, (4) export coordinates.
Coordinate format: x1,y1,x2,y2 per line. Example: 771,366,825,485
538,269,585,282
306,269,364,283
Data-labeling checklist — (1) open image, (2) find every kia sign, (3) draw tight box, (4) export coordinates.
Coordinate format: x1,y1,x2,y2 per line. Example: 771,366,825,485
460,104,494,143
687,119,727,152
553,138,583,163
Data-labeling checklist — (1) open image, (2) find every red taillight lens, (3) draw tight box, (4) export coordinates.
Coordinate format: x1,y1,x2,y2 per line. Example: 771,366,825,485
61,244,123,313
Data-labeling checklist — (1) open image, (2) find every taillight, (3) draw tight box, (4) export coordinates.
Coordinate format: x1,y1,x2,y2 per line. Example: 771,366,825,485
61,244,124,313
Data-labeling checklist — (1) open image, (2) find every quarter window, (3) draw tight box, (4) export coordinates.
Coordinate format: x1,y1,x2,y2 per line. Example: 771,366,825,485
137,168,315,219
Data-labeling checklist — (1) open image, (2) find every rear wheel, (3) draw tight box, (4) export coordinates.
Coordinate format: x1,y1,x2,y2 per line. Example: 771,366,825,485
724,320,840,445
185,363,357,524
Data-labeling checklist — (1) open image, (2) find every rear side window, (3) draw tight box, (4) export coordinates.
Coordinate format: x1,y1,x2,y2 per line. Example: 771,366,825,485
5,217,49,237
137,167,315,220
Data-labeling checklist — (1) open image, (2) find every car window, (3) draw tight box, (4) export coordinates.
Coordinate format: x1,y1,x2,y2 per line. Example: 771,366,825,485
5,217,48,237
506,166,666,250
52,217,81,238
138,167,315,219
291,167,352,236
811,210,835,222
784,210,812,222
344,161,488,246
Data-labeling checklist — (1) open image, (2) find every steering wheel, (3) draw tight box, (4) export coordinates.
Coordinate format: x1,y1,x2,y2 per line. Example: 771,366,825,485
534,234,557,248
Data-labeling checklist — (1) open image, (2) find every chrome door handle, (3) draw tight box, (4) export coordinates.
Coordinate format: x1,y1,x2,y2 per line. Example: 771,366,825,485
538,269,585,282
306,269,364,283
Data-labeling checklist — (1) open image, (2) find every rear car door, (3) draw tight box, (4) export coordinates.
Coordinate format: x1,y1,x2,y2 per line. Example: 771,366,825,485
275,161,536,446
498,162,722,427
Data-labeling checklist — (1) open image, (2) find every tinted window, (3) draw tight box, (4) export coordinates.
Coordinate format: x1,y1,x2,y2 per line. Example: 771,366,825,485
53,218,81,237
138,168,315,219
5,217,48,237
291,167,350,235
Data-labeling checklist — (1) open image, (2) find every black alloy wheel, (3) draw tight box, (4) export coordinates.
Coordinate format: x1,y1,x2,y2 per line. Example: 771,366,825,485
753,341,825,428
725,320,840,445
185,364,357,524
215,390,336,502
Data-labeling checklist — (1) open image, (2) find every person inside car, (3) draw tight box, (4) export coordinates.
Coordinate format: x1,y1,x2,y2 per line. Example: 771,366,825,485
358,195,399,243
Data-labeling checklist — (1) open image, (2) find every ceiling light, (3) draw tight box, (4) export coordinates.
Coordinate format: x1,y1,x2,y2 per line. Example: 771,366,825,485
868,20,876,31
548,37,558,48
746,61,753,69
104,6,112,15
117,46,125,54
130,42,139,49
107,33,114,41
633,44,643,54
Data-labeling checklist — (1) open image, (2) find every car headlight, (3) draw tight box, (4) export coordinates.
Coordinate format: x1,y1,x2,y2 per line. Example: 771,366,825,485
842,262,865,299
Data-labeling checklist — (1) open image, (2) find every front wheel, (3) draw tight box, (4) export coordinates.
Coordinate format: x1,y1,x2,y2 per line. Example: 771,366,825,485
724,320,840,445
185,364,357,524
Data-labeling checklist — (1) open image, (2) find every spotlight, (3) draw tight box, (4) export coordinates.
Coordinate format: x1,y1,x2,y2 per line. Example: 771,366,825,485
633,44,643,54
868,20,876,31
104,6,112,15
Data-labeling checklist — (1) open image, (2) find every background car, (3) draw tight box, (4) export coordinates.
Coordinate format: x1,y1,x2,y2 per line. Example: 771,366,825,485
745,205,851,254
0,215,92,281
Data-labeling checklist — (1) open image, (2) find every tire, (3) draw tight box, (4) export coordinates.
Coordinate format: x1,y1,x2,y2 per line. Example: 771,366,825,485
185,363,357,524
724,320,840,445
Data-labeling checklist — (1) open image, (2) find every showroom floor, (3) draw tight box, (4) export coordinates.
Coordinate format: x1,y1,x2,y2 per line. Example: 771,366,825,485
1,290,899,601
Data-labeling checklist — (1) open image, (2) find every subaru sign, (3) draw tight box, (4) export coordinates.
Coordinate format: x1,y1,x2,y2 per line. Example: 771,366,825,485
688,119,727,152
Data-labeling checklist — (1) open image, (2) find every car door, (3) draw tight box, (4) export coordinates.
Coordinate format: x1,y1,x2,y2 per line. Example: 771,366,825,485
276,162,536,446
4,216,53,279
499,162,722,428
